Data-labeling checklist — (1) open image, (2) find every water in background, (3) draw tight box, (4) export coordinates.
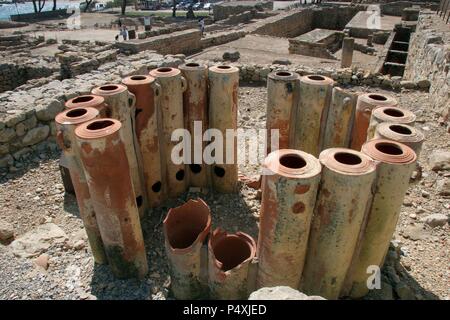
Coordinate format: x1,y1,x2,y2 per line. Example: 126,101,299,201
0,1,79,20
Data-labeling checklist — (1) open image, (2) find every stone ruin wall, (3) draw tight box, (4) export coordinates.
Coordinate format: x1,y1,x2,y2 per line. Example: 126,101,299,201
404,11,450,122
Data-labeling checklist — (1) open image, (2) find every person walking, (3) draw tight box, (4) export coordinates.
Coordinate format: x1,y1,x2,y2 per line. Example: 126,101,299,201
198,17,205,37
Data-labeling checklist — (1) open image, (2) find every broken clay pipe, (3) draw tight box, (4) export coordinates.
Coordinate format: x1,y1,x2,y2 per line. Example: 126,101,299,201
163,198,211,299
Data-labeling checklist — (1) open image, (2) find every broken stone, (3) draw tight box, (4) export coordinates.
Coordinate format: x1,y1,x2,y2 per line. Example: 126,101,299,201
9,223,68,258
222,50,240,61
403,224,429,241
33,253,49,270
0,220,14,242
436,178,450,196
428,150,450,171
272,58,292,65
21,125,49,147
421,214,448,228
248,286,326,300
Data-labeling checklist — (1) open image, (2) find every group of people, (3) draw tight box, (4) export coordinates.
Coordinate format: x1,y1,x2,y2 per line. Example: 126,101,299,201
115,19,129,41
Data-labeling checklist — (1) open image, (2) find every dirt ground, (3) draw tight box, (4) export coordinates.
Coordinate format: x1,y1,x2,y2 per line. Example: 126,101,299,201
0,83,448,300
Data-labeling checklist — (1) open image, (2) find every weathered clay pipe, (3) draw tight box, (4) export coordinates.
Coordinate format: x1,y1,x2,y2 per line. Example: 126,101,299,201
208,65,239,193
91,84,147,217
350,92,398,150
257,149,321,289
266,70,299,153
65,94,110,118
163,198,211,299
55,107,107,264
343,139,416,298
122,75,165,207
300,148,376,299
208,228,257,300
366,106,416,141
373,122,424,156
290,74,334,157
322,87,358,149
75,118,148,279
179,63,209,188
149,67,188,198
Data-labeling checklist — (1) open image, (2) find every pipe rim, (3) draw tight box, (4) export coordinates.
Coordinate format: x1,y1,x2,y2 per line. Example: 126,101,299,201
300,74,334,86
319,148,376,175
264,149,321,179
149,67,181,78
55,107,99,126
376,122,424,143
122,75,155,86
75,118,121,140
65,94,105,109
361,139,416,164
373,106,416,123
209,64,239,74
91,83,127,96
179,62,207,71
268,70,299,81
359,92,398,107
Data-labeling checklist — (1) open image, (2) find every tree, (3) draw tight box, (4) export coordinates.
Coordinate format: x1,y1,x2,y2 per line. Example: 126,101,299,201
172,0,176,18
121,0,127,15
31,0,46,13
84,0,93,12
52,0,56,10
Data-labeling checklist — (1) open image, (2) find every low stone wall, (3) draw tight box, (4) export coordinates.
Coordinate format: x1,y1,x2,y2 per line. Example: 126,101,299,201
0,51,184,173
404,11,449,123
115,29,202,55
289,29,344,59
200,30,247,49
213,1,273,21
137,21,198,40
380,1,438,16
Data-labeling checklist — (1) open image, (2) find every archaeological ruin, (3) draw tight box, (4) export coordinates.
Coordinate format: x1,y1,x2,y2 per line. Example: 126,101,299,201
0,0,448,303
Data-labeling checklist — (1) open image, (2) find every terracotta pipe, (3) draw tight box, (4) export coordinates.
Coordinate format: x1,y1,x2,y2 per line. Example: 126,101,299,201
291,74,334,157
373,122,424,156
149,67,188,198
208,65,240,193
91,84,147,218
266,70,299,153
301,148,376,299
121,75,165,207
179,63,209,188
350,93,398,150
163,198,211,299
322,87,358,149
366,106,416,141
75,118,148,279
65,94,109,118
55,107,107,264
257,149,321,289
208,228,257,300
345,139,416,298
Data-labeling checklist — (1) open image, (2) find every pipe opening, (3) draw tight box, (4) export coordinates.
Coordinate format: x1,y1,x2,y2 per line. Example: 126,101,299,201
157,67,173,72
334,152,362,165
213,236,252,271
186,63,200,67
214,166,225,177
279,154,306,169
383,108,404,117
166,206,209,249
136,196,143,208
375,142,403,155
176,169,185,181
86,120,115,130
72,96,94,103
368,94,388,101
276,71,292,77
151,181,162,193
389,124,412,135
99,85,119,91
66,108,88,118
190,164,202,174
217,65,231,69
308,75,325,81
131,75,147,81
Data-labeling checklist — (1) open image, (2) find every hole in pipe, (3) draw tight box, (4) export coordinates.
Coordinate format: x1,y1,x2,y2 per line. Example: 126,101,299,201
167,208,209,249
375,142,403,155
279,154,306,169
213,237,251,271
389,124,412,135
176,169,185,181
214,166,225,177
276,71,292,77
72,96,94,103
383,108,404,117
157,67,172,72
130,75,147,81
334,152,362,165
151,181,162,193
186,63,200,67
308,75,325,81
190,164,202,174
368,94,388,101
217,65,231,69
66,108,88,117
99,85,119,91
136,196,143,208
87,120,115,130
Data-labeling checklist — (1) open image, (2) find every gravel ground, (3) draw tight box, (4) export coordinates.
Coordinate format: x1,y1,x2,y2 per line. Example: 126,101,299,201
0,84,448,300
